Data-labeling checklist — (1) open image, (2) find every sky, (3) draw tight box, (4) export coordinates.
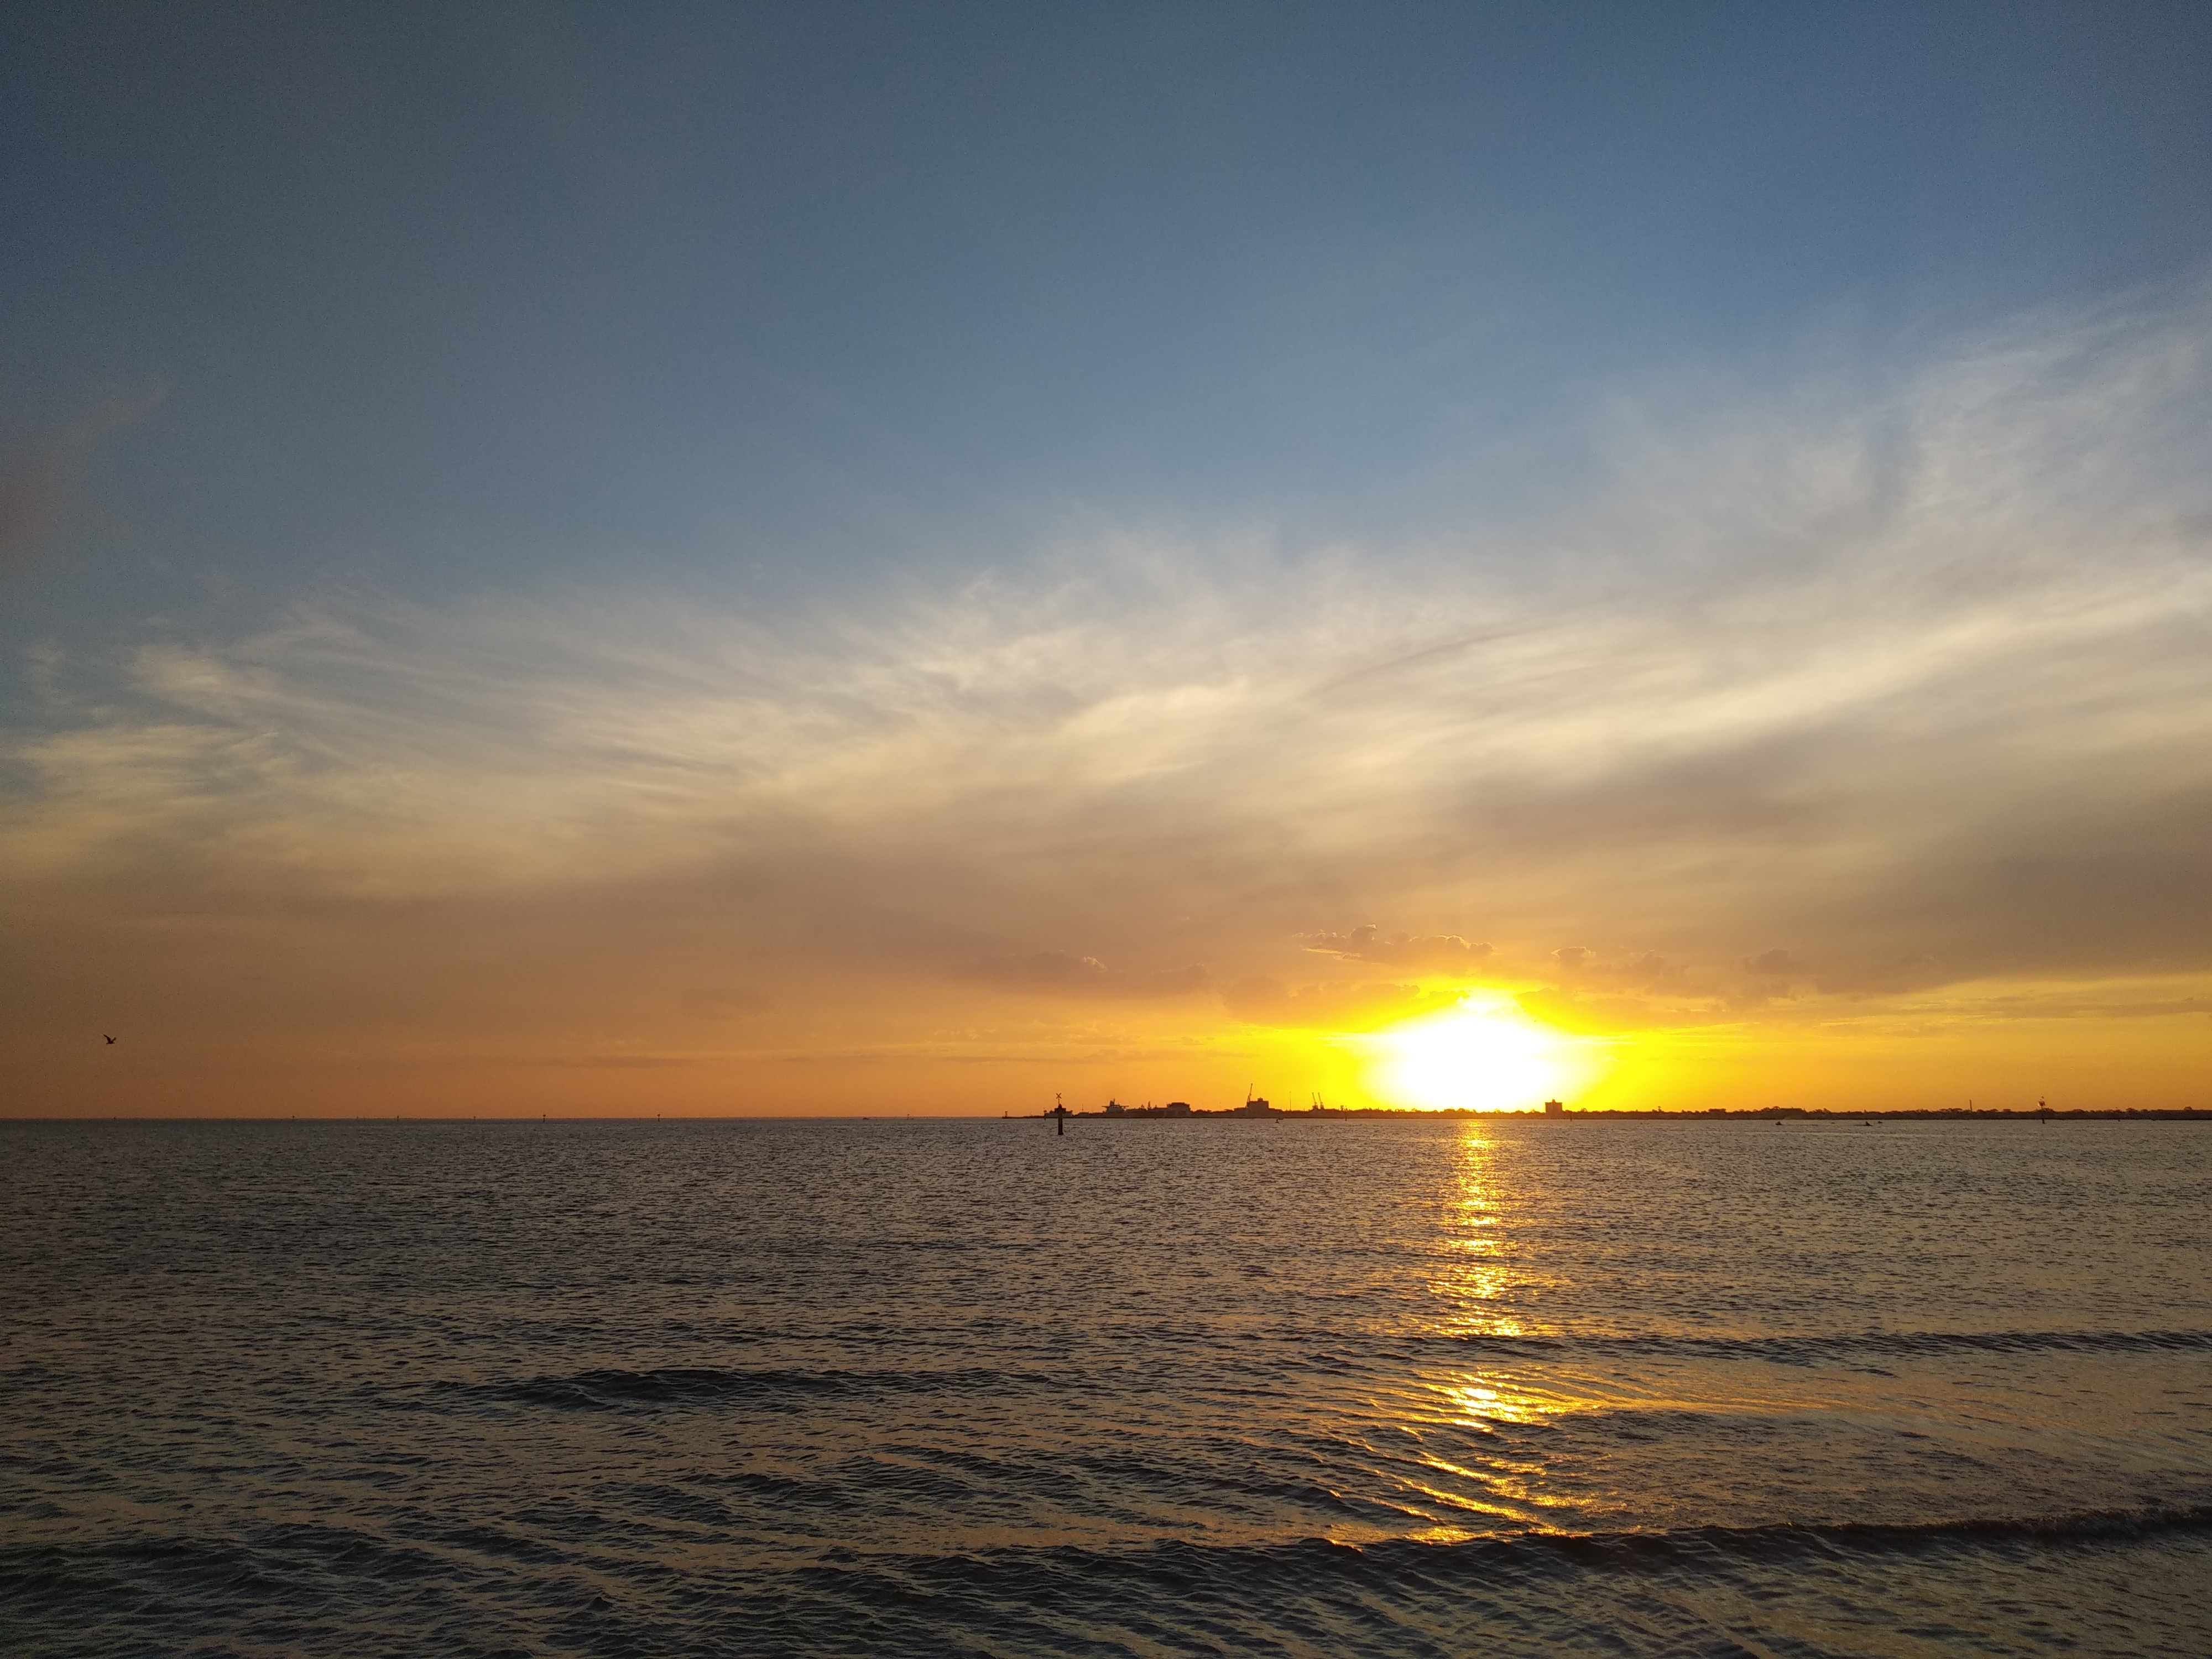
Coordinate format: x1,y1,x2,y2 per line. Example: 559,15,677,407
5,1,2210,1117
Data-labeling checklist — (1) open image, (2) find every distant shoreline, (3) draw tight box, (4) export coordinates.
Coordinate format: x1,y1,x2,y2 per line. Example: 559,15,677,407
1052,1105,2206,1121
6,1108,2204,1123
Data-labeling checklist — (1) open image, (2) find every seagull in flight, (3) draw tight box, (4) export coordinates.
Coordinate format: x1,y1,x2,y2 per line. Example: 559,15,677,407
103,1034,116,1044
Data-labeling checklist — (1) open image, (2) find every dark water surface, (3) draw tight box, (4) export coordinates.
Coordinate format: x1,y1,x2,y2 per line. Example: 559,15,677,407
3,1116,2208,1656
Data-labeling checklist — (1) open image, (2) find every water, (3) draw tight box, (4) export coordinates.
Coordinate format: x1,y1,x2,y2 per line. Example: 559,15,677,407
3,1115,2208,1656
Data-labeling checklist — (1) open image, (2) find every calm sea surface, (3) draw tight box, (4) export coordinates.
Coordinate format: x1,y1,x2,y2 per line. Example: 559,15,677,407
2,1116,2208,1656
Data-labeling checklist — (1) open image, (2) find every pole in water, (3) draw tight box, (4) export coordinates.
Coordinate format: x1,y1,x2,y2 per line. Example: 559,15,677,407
1055,1091,1065,1136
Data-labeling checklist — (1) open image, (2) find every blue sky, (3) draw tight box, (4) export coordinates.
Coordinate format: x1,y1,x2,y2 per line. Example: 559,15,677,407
9,3,2207,611
5,3,2210,1114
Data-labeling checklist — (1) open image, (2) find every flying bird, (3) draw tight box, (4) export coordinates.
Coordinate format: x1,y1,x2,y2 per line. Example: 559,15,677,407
103,1034,116,1044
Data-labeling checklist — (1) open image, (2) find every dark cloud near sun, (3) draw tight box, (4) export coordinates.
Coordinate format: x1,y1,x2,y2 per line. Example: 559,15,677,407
1302,927,1491,972
1744,949,1806,977
1548,950,1695,993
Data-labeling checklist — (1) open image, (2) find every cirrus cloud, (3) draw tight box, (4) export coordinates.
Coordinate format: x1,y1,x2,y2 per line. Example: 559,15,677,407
4,285,2210,1097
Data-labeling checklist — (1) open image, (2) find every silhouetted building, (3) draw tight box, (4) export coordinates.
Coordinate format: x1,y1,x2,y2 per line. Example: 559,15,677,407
1103,1099,1125,1116
1163,1100,1193,1117
1543,1099,1565,1117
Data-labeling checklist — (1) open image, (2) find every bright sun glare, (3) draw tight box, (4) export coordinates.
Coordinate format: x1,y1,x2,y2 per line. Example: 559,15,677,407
1370,1000,1581,1112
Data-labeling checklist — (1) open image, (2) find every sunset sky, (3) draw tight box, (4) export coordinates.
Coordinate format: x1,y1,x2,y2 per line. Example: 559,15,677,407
6,3,2209,1117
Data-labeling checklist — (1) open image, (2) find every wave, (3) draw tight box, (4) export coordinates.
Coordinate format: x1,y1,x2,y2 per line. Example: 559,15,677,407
785,1500,2212,1588
9,1503,2208,1659
1432,1326,2212,1364
1473,1500,2212,1566
434,1363,1054,1411
409,1327,2212,1415
745,1501,2212,1644
12,1501,2205,1592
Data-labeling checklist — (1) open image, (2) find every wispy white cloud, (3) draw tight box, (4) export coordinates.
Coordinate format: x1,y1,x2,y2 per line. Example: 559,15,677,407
5,288,2208,1008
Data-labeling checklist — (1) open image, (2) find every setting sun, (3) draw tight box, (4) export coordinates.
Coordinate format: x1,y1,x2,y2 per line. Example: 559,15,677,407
1368,998,1593,1112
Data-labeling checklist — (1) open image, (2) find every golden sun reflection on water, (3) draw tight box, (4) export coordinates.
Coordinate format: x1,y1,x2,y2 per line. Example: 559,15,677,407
1424,1122,1527,1339
1383,1123,1605,1533
1433,1378,1550,1427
